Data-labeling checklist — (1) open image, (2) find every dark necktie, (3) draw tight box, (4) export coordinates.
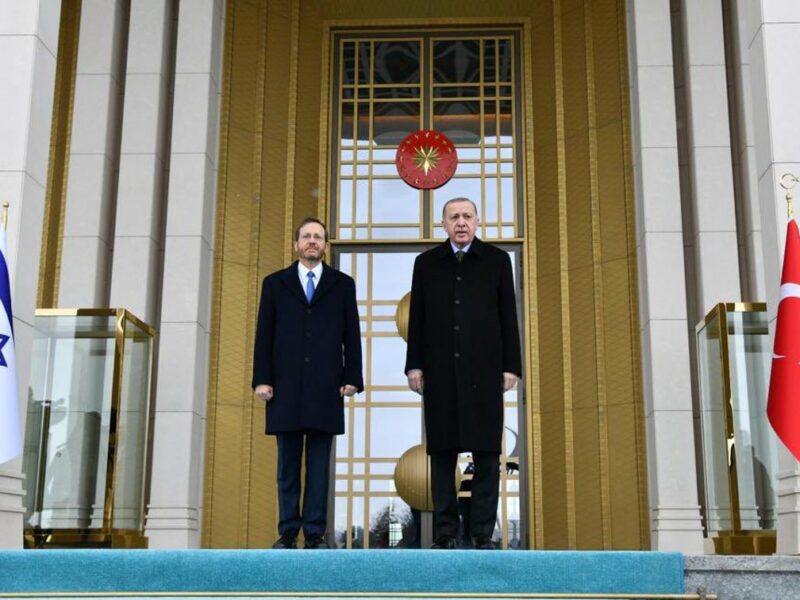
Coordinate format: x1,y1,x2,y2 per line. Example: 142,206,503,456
455,250,465,263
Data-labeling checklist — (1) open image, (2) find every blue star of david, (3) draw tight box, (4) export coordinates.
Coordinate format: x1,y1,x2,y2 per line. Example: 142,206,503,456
0,333,9,368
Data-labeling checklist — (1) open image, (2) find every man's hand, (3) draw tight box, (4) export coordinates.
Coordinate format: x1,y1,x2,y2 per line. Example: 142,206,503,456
502,372,518,392
255,384,273,402
407,369,424,394
340,384,358,397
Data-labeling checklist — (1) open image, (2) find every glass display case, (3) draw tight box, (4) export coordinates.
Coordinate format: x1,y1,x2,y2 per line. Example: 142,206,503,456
696,303,778,554
22,309,155,548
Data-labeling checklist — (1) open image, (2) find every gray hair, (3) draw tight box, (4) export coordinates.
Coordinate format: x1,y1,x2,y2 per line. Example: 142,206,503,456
441,197,478,219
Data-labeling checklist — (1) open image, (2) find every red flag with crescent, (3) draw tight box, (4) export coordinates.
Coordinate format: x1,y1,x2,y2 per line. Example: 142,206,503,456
767,218,800,461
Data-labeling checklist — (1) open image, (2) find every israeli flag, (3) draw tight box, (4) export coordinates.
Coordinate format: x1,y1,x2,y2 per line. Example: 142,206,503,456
0,228,21,464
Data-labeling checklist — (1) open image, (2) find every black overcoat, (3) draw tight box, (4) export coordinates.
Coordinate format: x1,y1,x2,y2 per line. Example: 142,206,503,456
404,238,522,453
252,261,363,434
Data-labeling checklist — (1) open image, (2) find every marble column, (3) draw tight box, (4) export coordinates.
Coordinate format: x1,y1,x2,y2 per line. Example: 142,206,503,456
0,1,62,548
57,0,128,308
145,0,223,548
108,0,175,325
678,0,741,317
727,0,766,303
627,0,705,553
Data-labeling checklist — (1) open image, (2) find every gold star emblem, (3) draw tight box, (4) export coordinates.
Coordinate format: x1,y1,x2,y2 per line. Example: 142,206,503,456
413,145,439,176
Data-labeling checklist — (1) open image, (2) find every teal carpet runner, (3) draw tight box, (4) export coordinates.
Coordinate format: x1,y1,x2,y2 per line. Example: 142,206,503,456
0,550,684,595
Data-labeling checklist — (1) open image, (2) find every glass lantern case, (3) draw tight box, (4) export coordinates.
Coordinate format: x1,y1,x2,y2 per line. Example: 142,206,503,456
22,309,155,548
696,303,778,554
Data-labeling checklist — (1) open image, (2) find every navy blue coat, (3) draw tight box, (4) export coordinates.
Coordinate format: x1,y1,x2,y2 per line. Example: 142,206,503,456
252,262,363,434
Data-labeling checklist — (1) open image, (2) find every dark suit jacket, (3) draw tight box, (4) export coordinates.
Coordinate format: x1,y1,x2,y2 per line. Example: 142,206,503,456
404,238,522,453
252,261,363,434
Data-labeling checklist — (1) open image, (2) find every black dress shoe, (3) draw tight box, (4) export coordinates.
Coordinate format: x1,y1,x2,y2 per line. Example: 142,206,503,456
430,536,457,549
271,532,297,549
304,533,330,549
473,537,495,550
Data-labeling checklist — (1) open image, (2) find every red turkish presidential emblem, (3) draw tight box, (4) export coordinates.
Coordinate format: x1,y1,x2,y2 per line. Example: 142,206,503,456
395,129,458,190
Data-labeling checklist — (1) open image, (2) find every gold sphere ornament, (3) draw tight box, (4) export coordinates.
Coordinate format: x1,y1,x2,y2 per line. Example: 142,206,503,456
393,444,462,512
396,291,411,342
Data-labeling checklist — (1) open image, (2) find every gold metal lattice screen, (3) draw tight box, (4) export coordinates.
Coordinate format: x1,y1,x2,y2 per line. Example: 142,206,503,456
330,31,525,549
333,34,522,242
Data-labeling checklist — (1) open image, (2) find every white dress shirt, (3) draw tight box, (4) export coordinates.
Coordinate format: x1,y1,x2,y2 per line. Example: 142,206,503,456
298,261,323,292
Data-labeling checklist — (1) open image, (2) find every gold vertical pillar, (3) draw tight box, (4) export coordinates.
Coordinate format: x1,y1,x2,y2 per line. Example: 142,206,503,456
38,0,82,309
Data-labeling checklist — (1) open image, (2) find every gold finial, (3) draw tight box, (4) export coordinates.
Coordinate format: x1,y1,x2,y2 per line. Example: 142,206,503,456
779,173,799,220
2,202,8,231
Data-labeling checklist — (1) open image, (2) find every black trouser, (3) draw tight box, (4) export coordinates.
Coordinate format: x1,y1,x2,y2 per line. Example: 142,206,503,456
430,450,499,541
276,431,333,537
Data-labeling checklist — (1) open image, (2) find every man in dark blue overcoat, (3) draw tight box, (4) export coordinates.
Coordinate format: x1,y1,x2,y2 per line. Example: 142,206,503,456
405,197,522,550
252,217,363,549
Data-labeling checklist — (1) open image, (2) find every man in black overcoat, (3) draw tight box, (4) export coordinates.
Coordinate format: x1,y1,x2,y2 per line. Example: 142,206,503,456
405,197,522,550
252,218,363,549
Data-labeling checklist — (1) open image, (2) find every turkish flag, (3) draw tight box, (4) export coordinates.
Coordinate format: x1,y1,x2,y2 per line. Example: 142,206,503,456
767,218,800,462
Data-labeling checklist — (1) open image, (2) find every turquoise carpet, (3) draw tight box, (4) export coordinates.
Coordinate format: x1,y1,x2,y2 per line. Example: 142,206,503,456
0,550,683,595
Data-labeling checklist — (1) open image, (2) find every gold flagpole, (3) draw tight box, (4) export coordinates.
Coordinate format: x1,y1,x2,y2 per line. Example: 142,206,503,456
780,173,799,220
2,202,8,231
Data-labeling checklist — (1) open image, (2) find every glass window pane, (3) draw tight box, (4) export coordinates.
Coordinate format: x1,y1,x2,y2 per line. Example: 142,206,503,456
371,337,409,387
373,41,421,85
434,100,480,145
341,102,354,146
374,87,420,99
373,102,420,147
499,99,513,142
342,42,355,85
371,252,416,300
355,180,369,222
457,162,482,175
498,38,512,82
433,40,480,83
484,100,497,141
372,163,397,176
433,178,482,219
371,390,419,403
371,227,421,239
484,39,496,82
357,102,370,146
372,148,396,161
370,407,421,457
433,86,480,98
357,42,371,84
501,177,514,226
353,407,366,457
372,179,420,223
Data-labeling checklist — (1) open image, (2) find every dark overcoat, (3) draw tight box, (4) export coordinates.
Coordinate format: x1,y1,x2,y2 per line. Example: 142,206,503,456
252,261,363,434
404,238,522,454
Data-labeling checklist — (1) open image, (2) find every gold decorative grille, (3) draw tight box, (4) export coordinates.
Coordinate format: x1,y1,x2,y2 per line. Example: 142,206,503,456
330,30,525,550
